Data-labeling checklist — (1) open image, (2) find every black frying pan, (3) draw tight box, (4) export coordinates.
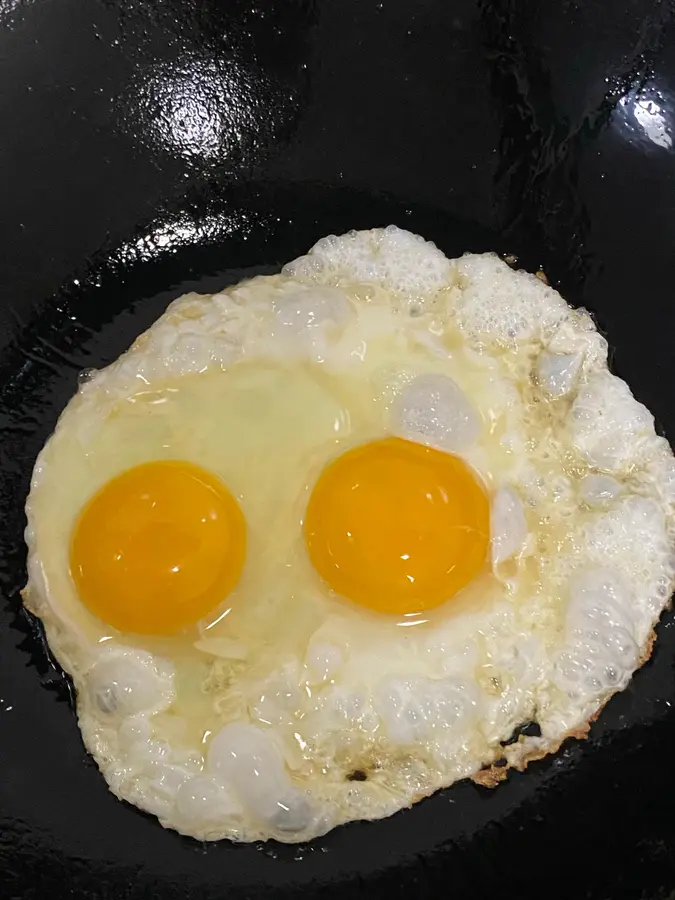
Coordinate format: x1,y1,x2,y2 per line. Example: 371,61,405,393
2,1,675,898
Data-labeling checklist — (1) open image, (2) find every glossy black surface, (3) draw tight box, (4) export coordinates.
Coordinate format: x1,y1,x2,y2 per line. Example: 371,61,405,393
2,1,675,898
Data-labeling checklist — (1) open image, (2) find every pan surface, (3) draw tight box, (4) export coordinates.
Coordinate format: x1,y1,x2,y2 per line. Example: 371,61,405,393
2,1,675,898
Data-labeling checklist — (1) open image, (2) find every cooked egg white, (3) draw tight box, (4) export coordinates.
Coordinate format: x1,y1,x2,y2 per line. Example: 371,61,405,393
23,226,675,842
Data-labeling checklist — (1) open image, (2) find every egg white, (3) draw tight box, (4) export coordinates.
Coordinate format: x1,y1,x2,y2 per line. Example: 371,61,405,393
23,226,675,842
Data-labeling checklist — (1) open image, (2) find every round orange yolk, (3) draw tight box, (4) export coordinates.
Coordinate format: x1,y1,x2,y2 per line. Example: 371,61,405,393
70,460,246,635
304,437,489,615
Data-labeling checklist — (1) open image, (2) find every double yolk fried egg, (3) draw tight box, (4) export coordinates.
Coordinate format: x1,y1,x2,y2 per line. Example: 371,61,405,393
23,227,675,842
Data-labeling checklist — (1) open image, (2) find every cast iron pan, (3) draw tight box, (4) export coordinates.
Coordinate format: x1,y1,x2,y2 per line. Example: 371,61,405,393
2,1,675,898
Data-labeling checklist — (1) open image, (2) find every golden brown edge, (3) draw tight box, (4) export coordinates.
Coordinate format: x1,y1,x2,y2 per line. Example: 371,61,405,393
469,622,660,789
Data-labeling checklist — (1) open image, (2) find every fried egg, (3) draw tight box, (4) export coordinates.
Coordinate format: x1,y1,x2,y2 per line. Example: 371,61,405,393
23,226,675,842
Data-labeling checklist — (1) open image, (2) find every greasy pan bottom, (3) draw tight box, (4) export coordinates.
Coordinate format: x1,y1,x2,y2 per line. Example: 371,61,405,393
2,1,675,898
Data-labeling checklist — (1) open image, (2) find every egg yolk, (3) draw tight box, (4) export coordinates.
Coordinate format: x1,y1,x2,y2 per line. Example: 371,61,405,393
70,460,246,635
304,437,489,615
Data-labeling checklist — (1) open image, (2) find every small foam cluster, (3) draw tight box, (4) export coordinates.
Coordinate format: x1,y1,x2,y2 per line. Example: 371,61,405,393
283,224,453,301
453,254,569,345
554,568,638,699
391,372,481,453
571,372,656,472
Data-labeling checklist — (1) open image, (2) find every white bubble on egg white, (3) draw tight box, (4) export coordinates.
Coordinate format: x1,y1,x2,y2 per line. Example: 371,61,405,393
304,688,380,744
644,443,675,510
490,486,528,566
579,474,621,507
546,312,608,374
584,496,672,620
122,746,205,820
149,761,202,807
118,714,152,748
175,775,239,828
554,568,638,697
392,373,480,453
423,631,479,678
537,351,582,397
126,738,172,771
206,723,317,836
250,668,304,727
305,641,344,683
570,371,655,472
377,676,477,749
454,253,569,344
272,284,353,356
87,648,175,718
128,782,175,820
283,225,452,302
169,331,240,373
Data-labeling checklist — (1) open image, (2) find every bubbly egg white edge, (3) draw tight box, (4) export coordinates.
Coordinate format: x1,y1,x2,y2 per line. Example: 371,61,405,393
22,225,675,843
